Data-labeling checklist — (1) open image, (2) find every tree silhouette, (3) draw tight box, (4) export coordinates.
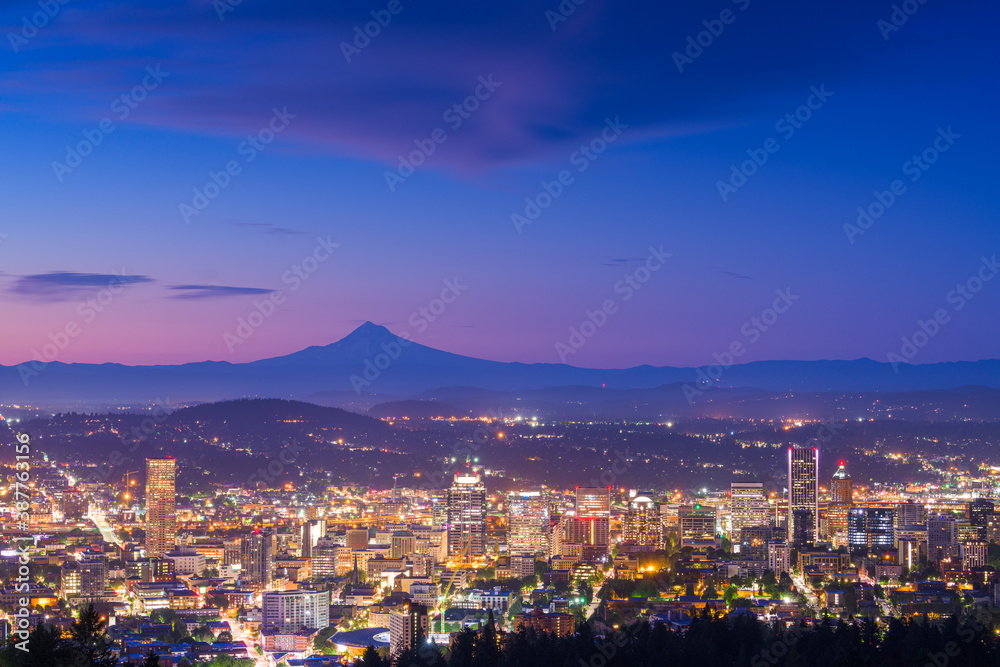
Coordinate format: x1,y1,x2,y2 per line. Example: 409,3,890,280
70,604,116,667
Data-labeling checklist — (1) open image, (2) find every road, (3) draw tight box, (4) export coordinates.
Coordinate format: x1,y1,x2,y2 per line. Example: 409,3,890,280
790,571,821,613
87,505,123,547
230,617,272,667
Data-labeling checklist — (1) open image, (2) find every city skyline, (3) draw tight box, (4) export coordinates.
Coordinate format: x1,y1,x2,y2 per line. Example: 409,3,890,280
3,1,1000,665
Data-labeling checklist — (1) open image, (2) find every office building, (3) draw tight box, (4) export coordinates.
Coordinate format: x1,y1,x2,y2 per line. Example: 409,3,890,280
731,483,768,536
389,603,429,658
507,491,550,555
145,458,176,558
574,487,611,549
300,519,327,559
767,539,791,574
895,501,926,530
969,499,994,541
830,462,852,503
787,446,818,545
622,496,660,548
447,473,487,558
262,589,330,633
927,515,957,563
241,528,276,588
847,507,894,549
738,525,773,561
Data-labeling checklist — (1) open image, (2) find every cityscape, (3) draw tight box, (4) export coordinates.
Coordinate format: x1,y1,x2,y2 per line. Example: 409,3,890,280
3,1,1000,666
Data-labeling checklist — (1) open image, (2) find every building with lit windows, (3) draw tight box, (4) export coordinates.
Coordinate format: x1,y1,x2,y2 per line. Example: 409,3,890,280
787,447,818,545
446,473,486,558
622,496,660,549
847,507,894,549
241,528,276,588
731,483,768,537
507,491,550,555
262,589,330,633
145,458,176,558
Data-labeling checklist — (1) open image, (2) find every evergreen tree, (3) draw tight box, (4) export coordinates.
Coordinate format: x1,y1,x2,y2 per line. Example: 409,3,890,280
69,604,117,667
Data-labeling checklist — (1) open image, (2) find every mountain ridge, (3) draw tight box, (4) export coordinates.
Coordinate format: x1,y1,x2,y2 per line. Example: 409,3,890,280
4,321,1000,409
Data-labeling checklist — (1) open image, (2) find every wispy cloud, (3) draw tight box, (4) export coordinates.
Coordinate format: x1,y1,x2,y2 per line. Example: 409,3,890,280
168,284,275,299
719,270,753,280
233,222,309,236
602,257,646,268
7,271,153,302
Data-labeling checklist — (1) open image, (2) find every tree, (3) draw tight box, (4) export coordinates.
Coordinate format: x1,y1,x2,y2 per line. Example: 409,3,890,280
70,604,117,667
472,610,500,667
142,650,161,667
0,623,71,667
357,645,387,667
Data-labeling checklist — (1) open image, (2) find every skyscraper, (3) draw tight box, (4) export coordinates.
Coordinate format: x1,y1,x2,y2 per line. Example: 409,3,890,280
574,487,611,550
730,482,768,536
848,507,894,549
446,472,486,558
622,496,660,549
241,527,276,588
927,515,957,563
507,491,550,556
895,500,926,530
830,461,852,503
787,446,818,545
389,603,429,659
300,519,326,559
969,499,994,541
145,457,176,558
827,461,853,540
262,589,330,633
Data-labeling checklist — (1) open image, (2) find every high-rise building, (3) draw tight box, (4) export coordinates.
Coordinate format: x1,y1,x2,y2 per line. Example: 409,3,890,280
300,519,327,559
145,458,176,558
830,462,852,503
787,446,818,545
446,472,486,558
241,528,276,588
927,515,957,563
262,589,330,633
895,501,926,530
968,499,994,541
896,525,928,569
574,487,611,549
389,603,429,659
391,531,416,559
738,525,773,561
346,528,369,551
848,507,894,549
680,506,717,543
767,539,791,574
622,496,660,548
61,559,107,599
731,483,768,536
507,491,550,556
960,541,988,570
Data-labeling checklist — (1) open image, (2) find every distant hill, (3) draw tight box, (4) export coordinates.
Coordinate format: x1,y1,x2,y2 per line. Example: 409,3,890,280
4,321,1000,412
367,400,469,419
167,398,393,443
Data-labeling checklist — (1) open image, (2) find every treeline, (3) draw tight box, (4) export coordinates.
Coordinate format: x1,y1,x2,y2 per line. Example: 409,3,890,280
0,604,126,667
361,607,1000,667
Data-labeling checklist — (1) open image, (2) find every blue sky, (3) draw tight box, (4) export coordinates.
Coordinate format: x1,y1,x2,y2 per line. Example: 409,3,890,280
1,0,997,368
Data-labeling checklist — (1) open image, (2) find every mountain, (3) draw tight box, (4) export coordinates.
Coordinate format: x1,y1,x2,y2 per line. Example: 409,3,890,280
3,321,1000,410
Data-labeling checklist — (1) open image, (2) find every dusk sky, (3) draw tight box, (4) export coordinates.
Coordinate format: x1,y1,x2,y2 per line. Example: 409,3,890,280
1,0,997,369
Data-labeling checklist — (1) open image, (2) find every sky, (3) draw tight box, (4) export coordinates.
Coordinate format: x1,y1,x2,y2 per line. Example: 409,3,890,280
1,0,998,369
